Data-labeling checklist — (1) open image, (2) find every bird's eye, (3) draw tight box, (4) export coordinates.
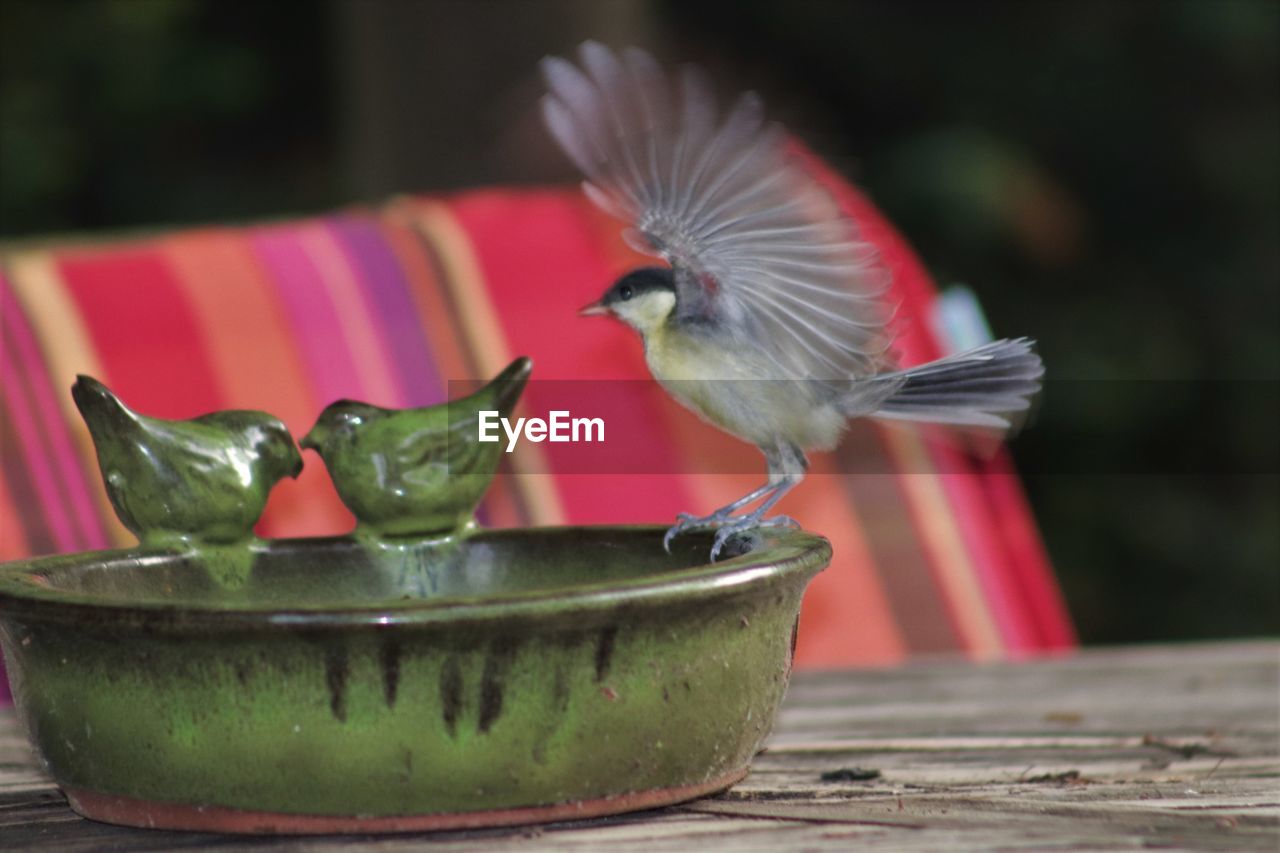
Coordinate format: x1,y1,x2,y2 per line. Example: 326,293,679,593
619,285,634,301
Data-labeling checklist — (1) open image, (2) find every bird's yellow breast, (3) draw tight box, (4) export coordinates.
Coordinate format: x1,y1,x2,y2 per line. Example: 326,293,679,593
643,324,846,450
645,325,748,381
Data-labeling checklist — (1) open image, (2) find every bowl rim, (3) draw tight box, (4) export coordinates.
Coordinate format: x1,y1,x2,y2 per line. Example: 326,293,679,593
0,525,831,630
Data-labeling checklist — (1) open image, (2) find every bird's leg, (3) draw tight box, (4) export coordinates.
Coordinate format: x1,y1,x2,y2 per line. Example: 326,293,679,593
707,444,808,560
663,477,784,552
664,443,809,559
671,480,779,526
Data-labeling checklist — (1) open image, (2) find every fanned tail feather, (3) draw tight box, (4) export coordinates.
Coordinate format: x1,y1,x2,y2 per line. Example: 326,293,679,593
865,338,1043,430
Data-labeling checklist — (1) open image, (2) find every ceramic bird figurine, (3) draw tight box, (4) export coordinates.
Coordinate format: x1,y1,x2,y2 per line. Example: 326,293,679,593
301,357,533,540
72,375,304,549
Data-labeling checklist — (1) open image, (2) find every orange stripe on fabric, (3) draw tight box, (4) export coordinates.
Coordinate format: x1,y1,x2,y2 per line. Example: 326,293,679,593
158,230,351,539
161,231,317,424
936,465,1035,651
0,456,30,560
408,199,565,527
295,222,403,408
407,202,514,378
882,427,1004,659
4,252,131,547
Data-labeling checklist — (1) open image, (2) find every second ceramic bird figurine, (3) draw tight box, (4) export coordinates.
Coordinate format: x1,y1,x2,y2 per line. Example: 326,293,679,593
72,375,304,550
301,357,533,540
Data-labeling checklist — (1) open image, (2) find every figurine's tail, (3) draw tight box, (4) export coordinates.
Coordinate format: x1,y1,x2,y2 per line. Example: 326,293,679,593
71,375,139,435
483,356,534,417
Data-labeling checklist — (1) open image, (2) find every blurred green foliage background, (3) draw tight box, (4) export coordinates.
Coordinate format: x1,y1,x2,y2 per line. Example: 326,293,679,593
1,0,1276,643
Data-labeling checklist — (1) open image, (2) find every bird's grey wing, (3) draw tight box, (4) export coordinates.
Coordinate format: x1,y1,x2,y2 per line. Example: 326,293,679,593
540,41,895,382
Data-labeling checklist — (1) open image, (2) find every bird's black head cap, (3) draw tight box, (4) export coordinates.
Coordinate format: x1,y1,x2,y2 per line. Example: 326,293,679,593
601,266,676,308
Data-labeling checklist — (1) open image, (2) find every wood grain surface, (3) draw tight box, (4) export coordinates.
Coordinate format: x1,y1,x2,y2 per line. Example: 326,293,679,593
2,641,1276,850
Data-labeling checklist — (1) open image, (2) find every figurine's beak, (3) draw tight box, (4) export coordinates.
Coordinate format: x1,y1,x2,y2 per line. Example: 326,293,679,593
286,446,305,478
298,428,321,453
578,299,608,317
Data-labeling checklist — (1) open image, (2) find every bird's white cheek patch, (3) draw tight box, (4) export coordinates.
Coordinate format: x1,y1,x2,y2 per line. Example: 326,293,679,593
478,410,605,453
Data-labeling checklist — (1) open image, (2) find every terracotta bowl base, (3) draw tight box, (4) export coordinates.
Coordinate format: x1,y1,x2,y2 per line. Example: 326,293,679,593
63,768,748,835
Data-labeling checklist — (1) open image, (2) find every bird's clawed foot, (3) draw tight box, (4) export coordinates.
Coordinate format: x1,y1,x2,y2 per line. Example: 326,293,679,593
662,509,730,553
664,510,801,561
707,513,800,561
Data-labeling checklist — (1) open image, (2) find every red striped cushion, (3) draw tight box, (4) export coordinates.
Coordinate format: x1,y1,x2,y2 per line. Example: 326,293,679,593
0,177,1074,704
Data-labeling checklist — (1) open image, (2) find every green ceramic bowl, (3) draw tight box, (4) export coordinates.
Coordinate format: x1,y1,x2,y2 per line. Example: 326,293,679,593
0,526,829,834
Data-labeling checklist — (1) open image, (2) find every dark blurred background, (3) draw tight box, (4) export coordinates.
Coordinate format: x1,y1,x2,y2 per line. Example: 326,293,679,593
1,0,1276,643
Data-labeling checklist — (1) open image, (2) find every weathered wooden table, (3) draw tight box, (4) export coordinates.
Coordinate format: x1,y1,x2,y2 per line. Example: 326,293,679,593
2,641,1276,850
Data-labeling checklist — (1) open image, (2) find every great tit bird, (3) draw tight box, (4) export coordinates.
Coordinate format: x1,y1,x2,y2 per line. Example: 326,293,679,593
71,375,303,548
301,357,533,540
541,43,1044,560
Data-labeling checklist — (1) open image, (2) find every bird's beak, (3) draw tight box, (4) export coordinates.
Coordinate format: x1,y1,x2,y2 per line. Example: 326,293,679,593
578,299,609,317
